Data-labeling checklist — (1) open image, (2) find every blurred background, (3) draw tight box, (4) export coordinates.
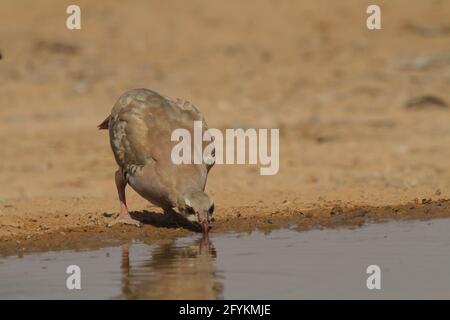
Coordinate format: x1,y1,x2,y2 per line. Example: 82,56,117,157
1,0,450,226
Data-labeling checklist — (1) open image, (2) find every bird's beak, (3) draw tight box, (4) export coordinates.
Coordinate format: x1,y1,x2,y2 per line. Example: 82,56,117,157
200,219,209,235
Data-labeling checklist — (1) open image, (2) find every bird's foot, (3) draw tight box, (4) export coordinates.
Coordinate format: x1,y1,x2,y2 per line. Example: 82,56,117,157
107,213,142,228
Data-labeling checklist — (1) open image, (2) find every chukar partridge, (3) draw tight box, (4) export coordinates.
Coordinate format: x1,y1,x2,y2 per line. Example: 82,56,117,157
99,89,214,234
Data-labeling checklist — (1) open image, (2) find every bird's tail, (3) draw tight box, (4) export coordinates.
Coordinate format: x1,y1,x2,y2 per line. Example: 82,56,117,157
97,116,110,130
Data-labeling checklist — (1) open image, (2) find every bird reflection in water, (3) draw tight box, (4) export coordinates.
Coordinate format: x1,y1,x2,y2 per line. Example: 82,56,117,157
118,235,223,299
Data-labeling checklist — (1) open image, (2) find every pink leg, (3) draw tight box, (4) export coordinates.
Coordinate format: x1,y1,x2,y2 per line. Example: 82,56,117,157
116,170,129,216
108,170,141,227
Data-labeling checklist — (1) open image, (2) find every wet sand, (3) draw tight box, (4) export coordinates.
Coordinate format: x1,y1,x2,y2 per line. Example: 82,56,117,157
1,0,450,253
2,199,450,256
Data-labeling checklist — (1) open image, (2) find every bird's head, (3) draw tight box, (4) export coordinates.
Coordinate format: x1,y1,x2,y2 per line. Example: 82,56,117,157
179,190,214,234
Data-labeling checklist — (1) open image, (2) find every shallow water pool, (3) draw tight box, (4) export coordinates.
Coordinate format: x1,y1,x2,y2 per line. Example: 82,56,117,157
1,218,450,299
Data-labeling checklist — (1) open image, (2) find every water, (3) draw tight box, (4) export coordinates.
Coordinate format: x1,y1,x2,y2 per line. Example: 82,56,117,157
1,219,450,299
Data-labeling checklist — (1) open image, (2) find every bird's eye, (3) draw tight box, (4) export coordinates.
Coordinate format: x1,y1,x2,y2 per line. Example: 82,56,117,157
186,206,195,215
208,204,215,215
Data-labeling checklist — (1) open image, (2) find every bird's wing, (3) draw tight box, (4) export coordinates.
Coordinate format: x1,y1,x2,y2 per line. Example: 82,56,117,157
109,89,213,197
167,97,215,172
109,98,155,178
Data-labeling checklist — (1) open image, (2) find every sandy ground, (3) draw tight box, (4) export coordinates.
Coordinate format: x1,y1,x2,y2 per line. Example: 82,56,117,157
1,0,450,254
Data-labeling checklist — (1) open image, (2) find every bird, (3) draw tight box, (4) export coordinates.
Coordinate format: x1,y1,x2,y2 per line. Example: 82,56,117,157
98,88,215,234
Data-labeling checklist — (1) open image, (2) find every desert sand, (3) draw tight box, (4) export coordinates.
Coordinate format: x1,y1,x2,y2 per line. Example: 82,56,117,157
1,0,450,254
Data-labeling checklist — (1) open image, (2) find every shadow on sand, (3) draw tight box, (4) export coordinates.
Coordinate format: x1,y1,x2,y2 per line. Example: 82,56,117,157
129,210,202,232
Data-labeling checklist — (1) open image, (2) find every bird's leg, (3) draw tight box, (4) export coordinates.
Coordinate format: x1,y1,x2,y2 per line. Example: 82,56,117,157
108,170,142,227
116,170,130,217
